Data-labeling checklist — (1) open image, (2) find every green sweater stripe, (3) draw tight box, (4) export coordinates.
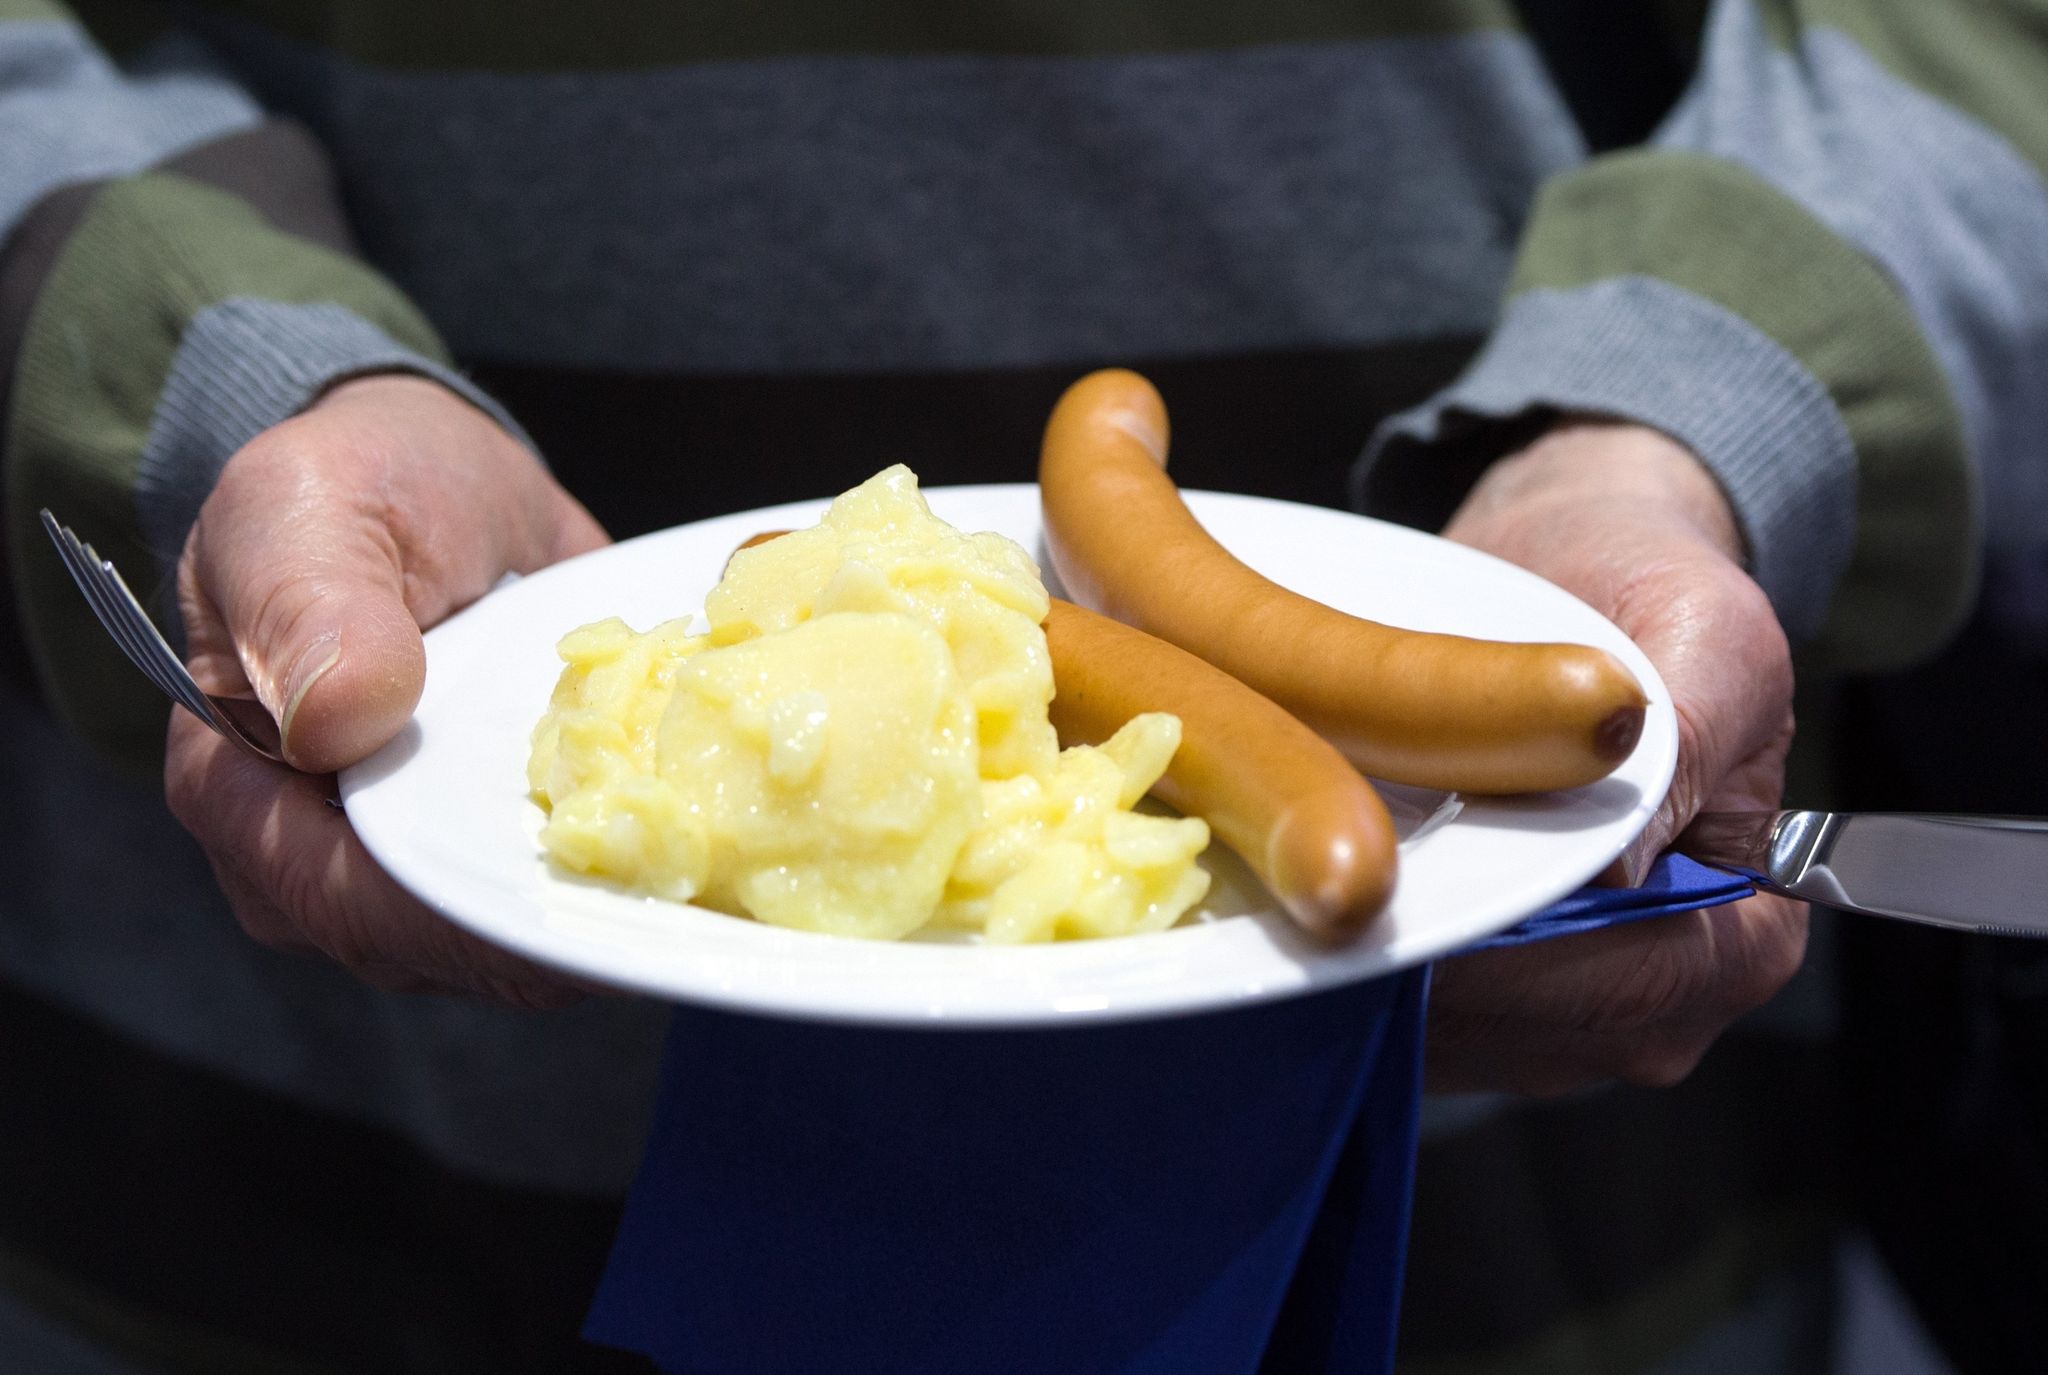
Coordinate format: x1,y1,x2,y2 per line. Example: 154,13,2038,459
0,0,64,21
5,171,450,760
171,0,1518,69
1511,149,1977,671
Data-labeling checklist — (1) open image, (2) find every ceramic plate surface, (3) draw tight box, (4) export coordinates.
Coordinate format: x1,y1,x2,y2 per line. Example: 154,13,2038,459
341,486,1675,1028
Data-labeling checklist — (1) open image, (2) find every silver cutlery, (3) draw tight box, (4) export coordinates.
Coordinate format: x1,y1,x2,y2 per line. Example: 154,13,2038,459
40,509,283,762
40,505,2048,936
1680,810,2048,937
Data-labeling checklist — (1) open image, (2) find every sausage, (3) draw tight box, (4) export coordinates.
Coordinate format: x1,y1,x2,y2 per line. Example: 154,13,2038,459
727,530,1395,935
1043,598,1396,938
1039,368,1648,794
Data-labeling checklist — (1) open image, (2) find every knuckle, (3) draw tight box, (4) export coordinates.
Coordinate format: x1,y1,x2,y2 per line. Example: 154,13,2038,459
162,753,201,838
162,716,237,840
353,962,445,995
311,922,380,975
245,566,335,659
1519,1064,1604,1100
1617,1035,1710,1089
208,865,303,954
305,912,373,971
481,977,584,1012
1727,898,1811,1014
228,900,297,953
271,851,363,966
1581,936,1698,1035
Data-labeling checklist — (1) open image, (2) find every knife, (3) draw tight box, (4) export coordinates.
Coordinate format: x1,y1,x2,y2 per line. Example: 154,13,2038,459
1678,811,2048,938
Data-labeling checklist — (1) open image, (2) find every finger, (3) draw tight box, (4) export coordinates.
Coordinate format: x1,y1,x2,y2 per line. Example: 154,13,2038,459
197,837,459,993
204,850,319,956
165,711,589,1009
171,713,329,961
1434,892,1808,1033
549,486,611,562
208,862,460,994
1426,892,1809,1094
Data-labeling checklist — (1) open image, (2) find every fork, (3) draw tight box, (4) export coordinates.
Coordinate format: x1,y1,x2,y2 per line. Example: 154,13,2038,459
40,509,284,762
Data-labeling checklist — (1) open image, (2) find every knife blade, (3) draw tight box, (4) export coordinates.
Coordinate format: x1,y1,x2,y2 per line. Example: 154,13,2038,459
1677,811,2048,938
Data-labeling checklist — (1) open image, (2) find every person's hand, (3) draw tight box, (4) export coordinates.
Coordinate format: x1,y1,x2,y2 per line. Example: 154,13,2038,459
165,374,608,1006
1426,418,1808,1095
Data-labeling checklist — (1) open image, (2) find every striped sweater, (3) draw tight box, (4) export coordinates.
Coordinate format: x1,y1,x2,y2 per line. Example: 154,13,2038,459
2,1,2041,1371
16,0,2048,764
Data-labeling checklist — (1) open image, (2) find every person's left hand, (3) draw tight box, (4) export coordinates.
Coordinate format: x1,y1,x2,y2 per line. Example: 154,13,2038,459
165,373,608,1006
1424,417,1809,1096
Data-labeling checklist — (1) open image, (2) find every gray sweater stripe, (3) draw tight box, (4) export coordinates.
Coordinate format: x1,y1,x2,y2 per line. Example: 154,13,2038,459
205,24,1583,371
0,21,260,237
1658,0,2048,639
136,299,532,592
1365,276,1855,642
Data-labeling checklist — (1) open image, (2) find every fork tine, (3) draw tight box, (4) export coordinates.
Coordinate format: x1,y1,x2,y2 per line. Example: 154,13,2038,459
91,546,180,660
69,562,205,714
96,557,224,719
48,529,154,669
95,572,218,720
55,527,218,723
43,511,285,760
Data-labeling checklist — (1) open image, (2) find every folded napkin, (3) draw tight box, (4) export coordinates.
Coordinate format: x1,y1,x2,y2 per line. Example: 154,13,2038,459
584,858,1751,1375
1468,854,1755,951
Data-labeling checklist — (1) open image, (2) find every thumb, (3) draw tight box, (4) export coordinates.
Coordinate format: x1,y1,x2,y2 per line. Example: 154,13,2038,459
1612,564,1792,883
180,376,606,774
186,499,428,775
269,551,426,775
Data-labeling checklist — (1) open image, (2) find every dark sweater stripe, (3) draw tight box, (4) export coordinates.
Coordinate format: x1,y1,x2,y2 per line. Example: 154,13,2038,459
170,0,1518,70
468,338,1483,542
0,980,652,1374
0,1244,361,1375
1397,1032,1841,1363
150,117,363,254
0,962,1829,1375
191,22,1577,372
0,122,358,456
0,15,259,232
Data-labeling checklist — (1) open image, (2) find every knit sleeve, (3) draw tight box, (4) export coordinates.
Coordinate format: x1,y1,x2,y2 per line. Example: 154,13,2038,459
1356,0,2048,672
0,0,524,763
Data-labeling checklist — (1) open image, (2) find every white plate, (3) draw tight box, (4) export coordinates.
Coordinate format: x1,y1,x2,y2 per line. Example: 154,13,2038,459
342,486,1674,1028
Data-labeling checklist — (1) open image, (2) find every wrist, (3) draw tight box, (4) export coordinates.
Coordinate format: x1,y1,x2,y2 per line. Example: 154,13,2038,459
1463,417,1746,565
308,371,533,463
312,370,475,419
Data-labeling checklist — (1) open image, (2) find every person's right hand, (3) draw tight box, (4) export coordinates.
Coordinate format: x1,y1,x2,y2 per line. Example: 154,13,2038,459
1424,419,1807,1094
164,373,608,1006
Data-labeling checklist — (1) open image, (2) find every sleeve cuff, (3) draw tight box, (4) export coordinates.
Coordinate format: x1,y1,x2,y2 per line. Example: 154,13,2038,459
134,296,535,595
1352,275,1857,644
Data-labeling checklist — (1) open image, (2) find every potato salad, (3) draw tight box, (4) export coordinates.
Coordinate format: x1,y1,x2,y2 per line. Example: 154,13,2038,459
527,465,1210,942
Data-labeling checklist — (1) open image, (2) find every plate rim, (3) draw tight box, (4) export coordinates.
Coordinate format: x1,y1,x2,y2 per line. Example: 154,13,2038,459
341,484,1676,1029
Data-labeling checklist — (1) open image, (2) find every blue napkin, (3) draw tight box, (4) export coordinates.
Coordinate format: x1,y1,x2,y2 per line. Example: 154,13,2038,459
584,858,1749,1375
1467,854,1754,950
